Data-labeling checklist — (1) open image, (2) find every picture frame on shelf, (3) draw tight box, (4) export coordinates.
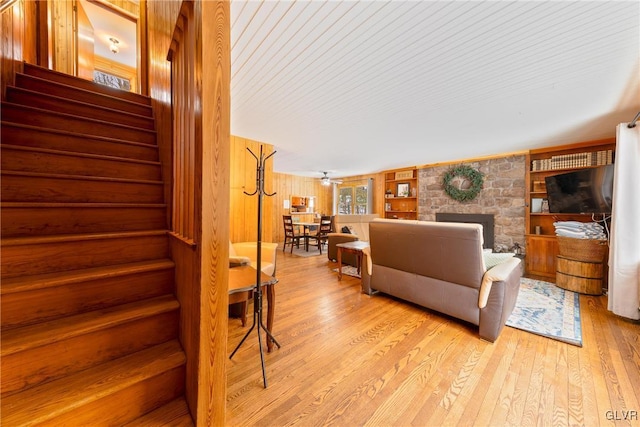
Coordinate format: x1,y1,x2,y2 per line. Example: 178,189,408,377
397,183,410,197
531,198,543,213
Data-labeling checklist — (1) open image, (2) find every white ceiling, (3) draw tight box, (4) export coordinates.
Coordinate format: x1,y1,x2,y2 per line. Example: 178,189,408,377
81,0,137,68
230,1,640,179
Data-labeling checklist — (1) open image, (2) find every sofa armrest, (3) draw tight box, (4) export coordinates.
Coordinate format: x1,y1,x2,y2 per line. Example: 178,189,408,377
361,246,373,295
327,233,359,263
478,257,522,309
478,258,523,342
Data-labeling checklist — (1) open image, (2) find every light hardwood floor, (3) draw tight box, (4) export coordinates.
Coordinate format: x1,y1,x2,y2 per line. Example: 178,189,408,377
227,251,640,426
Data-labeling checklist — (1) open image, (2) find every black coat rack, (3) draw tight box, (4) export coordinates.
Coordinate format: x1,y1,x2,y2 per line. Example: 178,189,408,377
229,145,280,388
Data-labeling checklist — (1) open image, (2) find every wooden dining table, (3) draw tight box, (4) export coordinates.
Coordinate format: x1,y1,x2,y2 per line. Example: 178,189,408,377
295,221,320,251
228,265,278,352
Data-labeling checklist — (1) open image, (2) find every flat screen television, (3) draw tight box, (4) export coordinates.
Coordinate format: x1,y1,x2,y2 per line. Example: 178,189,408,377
544,164,614,214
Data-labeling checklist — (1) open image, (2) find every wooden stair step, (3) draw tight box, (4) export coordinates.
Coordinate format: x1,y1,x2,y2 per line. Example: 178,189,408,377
1,230,170,279
1,144,161,181
1,102,156,144
23,63,152,106
15,72,153,117
1,295,180,395
1,259,175,329
1,170,164,204
1,202,168,237
1,122,159,161
1,294,179,357
6,86,155,130
124,397,193,426
1,340,185,426
1,259,175,296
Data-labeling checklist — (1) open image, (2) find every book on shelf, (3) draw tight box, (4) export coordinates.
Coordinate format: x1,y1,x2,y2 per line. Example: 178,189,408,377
531,149,613,172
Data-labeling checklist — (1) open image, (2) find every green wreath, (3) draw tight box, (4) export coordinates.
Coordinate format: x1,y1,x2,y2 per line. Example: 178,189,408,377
442,165,484,202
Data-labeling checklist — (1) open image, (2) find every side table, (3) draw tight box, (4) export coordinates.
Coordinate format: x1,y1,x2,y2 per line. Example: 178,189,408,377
335,241,370,280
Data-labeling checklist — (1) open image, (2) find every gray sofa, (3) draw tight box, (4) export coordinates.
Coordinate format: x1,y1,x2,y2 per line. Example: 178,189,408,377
361,219,522,342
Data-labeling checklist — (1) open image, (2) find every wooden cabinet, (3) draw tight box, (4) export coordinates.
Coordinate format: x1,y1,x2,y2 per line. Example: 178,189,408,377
524,235,558,278
524,138,615,279
383,168,418,220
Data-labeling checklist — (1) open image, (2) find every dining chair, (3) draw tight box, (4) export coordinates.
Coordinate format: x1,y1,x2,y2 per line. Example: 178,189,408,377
282,215,303,253
305,215,332,254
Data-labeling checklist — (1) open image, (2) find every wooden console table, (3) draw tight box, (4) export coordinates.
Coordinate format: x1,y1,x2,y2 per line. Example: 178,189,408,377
336,241,369,280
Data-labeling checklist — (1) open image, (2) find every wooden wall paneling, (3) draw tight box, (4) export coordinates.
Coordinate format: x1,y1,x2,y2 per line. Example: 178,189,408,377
147,0,178,228
50,0,74,75
76,1,95,81
138,0,147,95
229,135,248,243
0,0,44,98
229,135,275,244
1,1,19,100
270,172,339,245
22,0,36,64
1,0,24,99
35,0,48,66
92,0,139,19
146,0,195,417
199,1,230,425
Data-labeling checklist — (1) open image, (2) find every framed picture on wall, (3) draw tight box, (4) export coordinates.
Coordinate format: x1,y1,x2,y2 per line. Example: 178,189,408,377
397,183,410,197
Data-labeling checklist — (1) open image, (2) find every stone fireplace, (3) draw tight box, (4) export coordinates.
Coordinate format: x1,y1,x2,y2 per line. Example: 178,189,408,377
418,154,526,252
436,213,494,250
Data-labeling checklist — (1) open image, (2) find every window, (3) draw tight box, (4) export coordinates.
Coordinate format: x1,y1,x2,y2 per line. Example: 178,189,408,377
338,187,352,214
354,185,368,214
335,178,373,214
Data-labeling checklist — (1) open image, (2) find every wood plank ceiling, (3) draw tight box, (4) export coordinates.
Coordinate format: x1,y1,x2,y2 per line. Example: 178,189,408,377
230,1,640,177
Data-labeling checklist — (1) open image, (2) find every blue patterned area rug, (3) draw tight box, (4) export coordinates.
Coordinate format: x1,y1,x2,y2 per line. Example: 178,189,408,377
506,278,582,347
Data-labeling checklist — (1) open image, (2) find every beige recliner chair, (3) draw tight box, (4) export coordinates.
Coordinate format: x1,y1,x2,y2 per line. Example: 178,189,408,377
229,241,278,276
229,241,278,325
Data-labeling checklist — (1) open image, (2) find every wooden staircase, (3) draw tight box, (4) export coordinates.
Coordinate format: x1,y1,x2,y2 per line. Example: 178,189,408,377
1,64,193,425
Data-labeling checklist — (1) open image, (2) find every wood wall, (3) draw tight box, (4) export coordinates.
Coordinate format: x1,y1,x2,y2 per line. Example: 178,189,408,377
230,135,275,243
1,0,37,99
148,1,230,424
229,137,387,245
94,0,140,18
267,171,384,244
198,1,230,424
147,0,202,422
270,173,331,244
49,0,74,75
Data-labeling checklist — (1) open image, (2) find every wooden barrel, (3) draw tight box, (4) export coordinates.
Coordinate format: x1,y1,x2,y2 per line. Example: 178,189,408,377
556,255,603,295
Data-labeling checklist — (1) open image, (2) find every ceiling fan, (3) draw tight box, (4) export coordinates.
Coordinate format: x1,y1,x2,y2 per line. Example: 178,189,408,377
320,171,343,186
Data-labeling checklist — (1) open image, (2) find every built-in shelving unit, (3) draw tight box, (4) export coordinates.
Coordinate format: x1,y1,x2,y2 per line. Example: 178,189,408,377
383,167,418,220
524,138,615,279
